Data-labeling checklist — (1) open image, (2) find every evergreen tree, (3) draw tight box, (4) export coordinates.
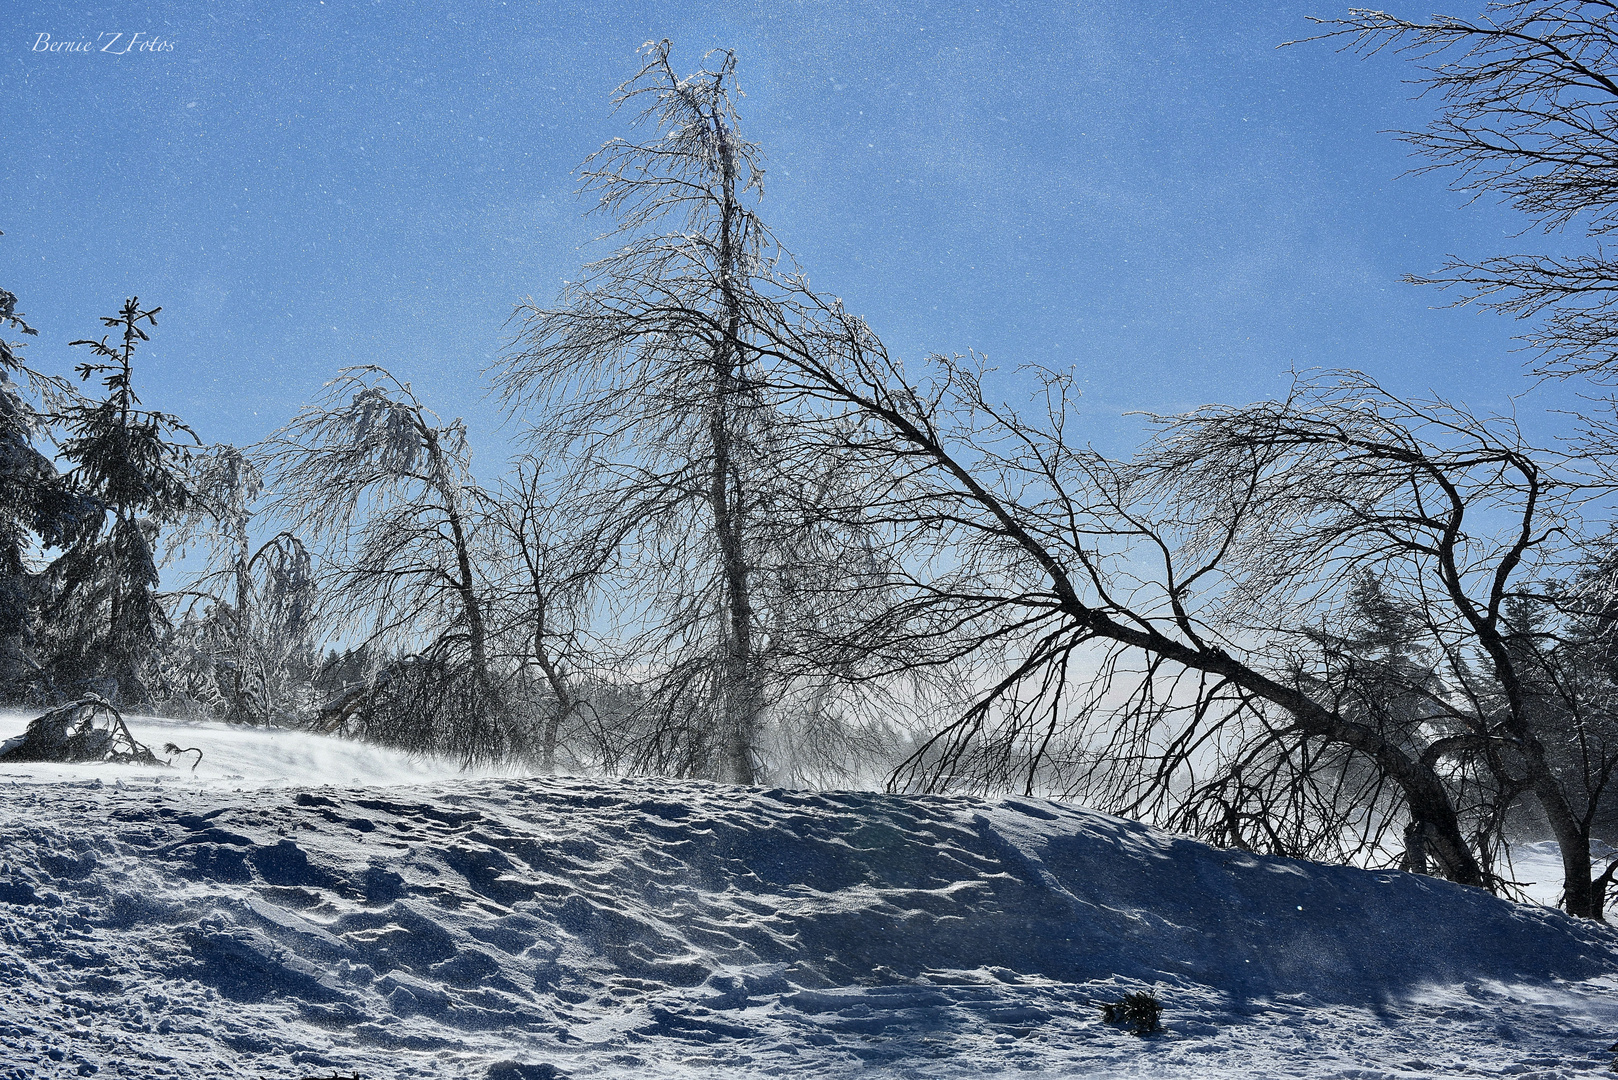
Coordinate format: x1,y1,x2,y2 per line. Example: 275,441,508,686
45,297,194,704
0,282,94,700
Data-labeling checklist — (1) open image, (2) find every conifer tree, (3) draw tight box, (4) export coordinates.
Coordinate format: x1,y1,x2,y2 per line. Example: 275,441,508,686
0,283,90,699
45,297,194,704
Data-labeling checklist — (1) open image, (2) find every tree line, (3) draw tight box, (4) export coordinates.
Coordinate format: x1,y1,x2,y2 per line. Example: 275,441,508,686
9,10,1618,919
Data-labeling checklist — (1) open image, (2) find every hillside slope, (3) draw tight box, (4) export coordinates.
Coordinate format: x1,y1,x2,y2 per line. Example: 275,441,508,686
2,718,1617,1078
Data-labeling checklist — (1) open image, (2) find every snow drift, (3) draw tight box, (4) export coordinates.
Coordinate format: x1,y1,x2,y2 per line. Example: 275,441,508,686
2,717,1618,1078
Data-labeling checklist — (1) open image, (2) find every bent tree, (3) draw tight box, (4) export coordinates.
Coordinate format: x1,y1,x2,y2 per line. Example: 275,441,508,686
739,283,1618,901
263,367,510,762
762,290,1618,913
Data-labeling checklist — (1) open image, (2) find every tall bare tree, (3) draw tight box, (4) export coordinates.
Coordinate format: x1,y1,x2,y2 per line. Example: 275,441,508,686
499,41,882,784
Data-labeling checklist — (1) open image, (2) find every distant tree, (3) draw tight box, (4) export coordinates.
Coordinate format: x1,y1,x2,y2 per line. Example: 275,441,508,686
481,463,600,774
1312,3,1618,380
1179,573,1483,869
44,297,194,705
263,366,513,761
169,444,316,724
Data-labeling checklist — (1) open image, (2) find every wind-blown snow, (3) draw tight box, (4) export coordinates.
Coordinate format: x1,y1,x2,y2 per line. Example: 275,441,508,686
2,716,1618,1078
0,711,522,790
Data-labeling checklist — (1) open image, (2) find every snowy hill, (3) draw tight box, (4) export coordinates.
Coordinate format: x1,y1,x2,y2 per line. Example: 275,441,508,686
3,716,1618,1077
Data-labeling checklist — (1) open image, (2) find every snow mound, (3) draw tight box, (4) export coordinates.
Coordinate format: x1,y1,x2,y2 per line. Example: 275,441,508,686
3,729,1618,1077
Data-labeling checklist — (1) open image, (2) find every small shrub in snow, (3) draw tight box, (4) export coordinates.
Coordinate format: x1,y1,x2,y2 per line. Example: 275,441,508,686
1101,991,1163,1036
0,697,160,766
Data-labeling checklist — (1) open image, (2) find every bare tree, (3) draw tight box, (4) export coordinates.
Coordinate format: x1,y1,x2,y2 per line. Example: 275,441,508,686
745,270,1618,890
168,444,316,724
1309,3,1618,380
498,41,888,785
1136,376,1618,912
262,366,514,761
480,463,600,774
758,280,1618,912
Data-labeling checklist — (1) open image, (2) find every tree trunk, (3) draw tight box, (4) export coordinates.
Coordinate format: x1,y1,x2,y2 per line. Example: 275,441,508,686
531,606,576,776
430,442,493,693
1532,771,1597,917
427,430,511,756
710,118,761,787
231,523,255,723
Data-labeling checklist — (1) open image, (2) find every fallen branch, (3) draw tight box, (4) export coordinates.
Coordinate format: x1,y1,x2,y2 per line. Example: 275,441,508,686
162,744,204,772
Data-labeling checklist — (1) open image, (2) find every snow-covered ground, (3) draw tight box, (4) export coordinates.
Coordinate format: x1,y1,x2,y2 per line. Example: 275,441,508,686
3,714,1618,1078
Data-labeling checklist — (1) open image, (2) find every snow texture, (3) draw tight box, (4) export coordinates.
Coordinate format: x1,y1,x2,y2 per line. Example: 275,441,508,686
2,713,1618,1078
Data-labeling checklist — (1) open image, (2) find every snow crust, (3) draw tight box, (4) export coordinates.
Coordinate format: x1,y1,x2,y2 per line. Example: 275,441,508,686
3,717,1618,1078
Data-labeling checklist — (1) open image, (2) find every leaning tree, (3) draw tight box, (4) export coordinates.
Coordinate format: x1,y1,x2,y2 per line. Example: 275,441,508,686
262,366,512,761
754,278,1618,911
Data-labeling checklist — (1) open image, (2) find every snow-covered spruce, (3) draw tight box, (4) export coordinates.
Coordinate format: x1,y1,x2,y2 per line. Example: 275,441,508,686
2,717,1618,1078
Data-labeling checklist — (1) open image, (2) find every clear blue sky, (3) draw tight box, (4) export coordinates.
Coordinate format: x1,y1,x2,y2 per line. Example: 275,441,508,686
0,0,1569,466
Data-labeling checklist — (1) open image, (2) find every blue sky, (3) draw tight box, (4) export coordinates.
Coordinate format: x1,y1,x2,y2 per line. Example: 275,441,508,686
0,0,1567,466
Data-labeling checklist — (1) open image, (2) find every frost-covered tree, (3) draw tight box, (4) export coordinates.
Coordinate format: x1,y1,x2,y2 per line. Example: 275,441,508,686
263,366,512,761
499,41,892,785
755,329,1618,912
500,41,773,783
44,297,193,705
170,444,316,724
0,284,83,698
